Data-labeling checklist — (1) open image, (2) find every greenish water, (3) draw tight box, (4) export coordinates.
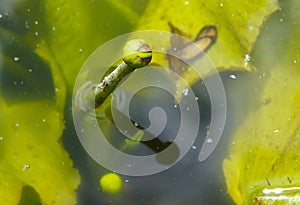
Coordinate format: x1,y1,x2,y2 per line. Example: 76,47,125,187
1,0,299,205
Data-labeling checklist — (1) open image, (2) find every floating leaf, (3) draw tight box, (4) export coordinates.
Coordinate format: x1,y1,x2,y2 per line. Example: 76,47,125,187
223,0,300,204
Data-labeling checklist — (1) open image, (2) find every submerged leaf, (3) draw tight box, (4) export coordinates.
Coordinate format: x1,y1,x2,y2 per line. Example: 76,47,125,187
0,98,80,205
0,0,81,204
135,0,278,85
223,1,300,204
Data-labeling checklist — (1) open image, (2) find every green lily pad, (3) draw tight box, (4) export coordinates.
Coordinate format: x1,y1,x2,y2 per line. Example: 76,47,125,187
223,0,300,204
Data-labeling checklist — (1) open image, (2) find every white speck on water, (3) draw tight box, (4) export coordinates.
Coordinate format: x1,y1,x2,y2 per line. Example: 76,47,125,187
182,88,189,96
187,106,190,111
42,119,46,123
24,21,29,29
125,179,130,183
28,68,33,72
134,122,139,127
249,26,253,31
206,138,213,144
34,20,38,25
13,56,20,61
55,88,59,92
27,8,31,12
279,18,284,22
174,104,178,108
80,129,84,133
232,141,236,145
195,96,199,101
184,1,189,5
220,2,224,7
192,145,197,150
161,47,165,51
78,48,83,53
0,136,3,141
52,26,56,31
173,47,177,51
273,129,280,133
244,54,251,67
124,130,128,134
22,164,30,171
229,74,237,79
16,123,20,127
293,59,297,64
35,31,39,36
0,14,2,18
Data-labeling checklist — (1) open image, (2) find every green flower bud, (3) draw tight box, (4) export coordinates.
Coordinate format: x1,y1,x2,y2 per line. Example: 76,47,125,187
123,39,152,68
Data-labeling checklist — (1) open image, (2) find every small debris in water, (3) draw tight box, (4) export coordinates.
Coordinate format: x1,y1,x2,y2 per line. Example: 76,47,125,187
273,129,280,133
22,164,30,171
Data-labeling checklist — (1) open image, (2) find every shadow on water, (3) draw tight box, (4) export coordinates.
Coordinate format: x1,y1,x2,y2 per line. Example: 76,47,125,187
63,72,237,204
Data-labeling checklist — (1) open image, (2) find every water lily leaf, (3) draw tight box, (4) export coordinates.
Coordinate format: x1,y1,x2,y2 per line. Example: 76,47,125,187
36,0,148,91
0,0,80,204
223,1,300,204
135,0,278,85
0,98,80,205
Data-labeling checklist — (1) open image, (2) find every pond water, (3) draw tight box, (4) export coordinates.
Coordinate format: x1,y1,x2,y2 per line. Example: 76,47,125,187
0,0,299,205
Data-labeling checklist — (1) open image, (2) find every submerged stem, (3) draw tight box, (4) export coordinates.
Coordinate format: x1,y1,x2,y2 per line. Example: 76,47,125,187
94,39,152,109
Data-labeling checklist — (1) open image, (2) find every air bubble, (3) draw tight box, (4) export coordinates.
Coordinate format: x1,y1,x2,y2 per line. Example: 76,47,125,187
16,123,20,127
184,1,189,5
244,54,251,67
293,59,297,64
220,3,224,7
182,88,189,96
0,136,3,141
279,18,284,22
206,138,213,144
229,74,237,79
13,56,20,61
34,20,38,25
28,68,33,72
